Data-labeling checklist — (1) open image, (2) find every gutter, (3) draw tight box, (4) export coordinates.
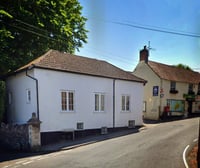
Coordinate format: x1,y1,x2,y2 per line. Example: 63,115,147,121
26,67,40,120
113,79,116,128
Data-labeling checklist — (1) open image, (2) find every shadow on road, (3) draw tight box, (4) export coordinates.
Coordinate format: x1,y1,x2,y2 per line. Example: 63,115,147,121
0,127,140,162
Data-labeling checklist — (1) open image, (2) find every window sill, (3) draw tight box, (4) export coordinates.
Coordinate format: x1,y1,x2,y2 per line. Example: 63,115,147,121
169,90,178,94
60,111,75,113
121,111,131,113
93,111,106,113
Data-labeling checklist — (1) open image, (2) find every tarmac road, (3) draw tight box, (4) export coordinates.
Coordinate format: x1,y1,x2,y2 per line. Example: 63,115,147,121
0,118,198,168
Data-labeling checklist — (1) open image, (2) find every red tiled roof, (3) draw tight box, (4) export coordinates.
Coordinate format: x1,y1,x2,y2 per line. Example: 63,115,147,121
148,61,200,84
16,50,146,83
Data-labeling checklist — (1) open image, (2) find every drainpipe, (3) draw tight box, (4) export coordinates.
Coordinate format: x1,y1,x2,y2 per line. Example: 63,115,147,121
159,79,163,120
26,67,40,120
113,79,116,128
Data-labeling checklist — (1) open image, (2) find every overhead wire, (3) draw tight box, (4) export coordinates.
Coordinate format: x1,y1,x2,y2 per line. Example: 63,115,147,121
110,21,200,38
84,15,200,38
2,16,200,70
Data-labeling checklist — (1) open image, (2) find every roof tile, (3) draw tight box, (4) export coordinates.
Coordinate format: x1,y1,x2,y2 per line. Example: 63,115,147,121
148,61,200,84
17,50,146,83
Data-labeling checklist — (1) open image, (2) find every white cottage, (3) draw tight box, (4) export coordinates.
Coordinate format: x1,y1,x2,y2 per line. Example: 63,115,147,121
4,50,145,144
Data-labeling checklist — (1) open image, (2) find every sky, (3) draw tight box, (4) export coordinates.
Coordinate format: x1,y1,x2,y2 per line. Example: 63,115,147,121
76,0,200,72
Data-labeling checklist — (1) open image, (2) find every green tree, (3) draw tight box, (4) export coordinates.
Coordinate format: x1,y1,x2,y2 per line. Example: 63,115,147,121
176,63,192,71
0,0,88,122
0,0,88,75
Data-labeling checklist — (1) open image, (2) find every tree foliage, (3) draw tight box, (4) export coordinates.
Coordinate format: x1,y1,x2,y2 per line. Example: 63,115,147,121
0,0,88,75
176,63,192,71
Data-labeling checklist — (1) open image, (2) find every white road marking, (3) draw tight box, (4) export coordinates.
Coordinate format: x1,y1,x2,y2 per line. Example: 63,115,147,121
36,155,50,161
183,145,189,168
15,160,28,164
193,138,198,142
29,156,43,160
22,160,33,165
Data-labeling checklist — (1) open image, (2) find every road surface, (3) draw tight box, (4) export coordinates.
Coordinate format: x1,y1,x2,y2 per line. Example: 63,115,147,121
1,118,198,168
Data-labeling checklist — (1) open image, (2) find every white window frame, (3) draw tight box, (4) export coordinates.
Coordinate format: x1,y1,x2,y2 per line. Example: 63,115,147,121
121,95,130,112
94,93,105,112
61,90,75,112
26,89,31,104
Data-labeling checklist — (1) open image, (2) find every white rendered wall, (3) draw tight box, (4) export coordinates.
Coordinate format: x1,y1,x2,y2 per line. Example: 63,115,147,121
134,61,161,120
115,80,143,126
6,70,37,124
35,69,113,132
6,68,144,132
35,68,144,132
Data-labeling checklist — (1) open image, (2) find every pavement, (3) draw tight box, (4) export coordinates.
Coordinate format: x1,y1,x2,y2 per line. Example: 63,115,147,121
0,126,142,162
0,117,192,163
41,127,141,152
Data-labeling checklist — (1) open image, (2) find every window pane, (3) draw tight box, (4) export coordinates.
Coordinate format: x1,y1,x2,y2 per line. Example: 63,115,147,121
101,94,105,111
95,94,99,111
26,89,31,103
126,96,130,111
122,96,125,111
170,81,176,90
68,92,74,111
61,92,67,111
189,84,193,91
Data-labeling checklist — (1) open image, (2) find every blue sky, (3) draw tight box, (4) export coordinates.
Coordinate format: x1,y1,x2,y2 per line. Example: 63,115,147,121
76,0,200,72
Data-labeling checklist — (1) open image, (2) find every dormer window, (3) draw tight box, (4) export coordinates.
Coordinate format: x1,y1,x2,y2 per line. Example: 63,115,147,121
170,81,178,94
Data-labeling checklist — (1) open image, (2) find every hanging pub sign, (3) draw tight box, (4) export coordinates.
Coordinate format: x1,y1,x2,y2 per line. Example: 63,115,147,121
153,86,159,96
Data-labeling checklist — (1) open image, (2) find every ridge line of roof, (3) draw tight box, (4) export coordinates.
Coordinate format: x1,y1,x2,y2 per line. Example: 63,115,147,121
4,49,146,84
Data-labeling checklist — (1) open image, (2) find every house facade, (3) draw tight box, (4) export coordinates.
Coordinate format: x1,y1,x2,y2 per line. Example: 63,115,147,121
4,50,145,142
133,46,200,120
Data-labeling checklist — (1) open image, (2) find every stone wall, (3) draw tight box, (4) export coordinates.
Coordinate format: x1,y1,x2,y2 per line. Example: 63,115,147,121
0,113,41,151
0,123,29,151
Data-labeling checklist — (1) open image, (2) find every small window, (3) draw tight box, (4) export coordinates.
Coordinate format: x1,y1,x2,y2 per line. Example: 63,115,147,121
121,95,130,112
77,122,84,130
8,92,12,105
26,89,31,104
188,84,194,94
170,81,178,94
170,81,176,90
61,90,74,112
95,93,105,112
143,101,146,112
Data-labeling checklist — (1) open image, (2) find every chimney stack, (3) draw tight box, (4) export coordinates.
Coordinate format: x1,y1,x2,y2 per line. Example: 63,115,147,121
140,46,149,63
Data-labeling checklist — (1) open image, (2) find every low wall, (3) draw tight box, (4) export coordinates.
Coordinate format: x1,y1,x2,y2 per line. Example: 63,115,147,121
0,113,41,151
0,123,29,151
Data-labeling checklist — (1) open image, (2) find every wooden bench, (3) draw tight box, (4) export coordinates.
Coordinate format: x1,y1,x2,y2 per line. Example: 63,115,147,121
61,129,75,141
